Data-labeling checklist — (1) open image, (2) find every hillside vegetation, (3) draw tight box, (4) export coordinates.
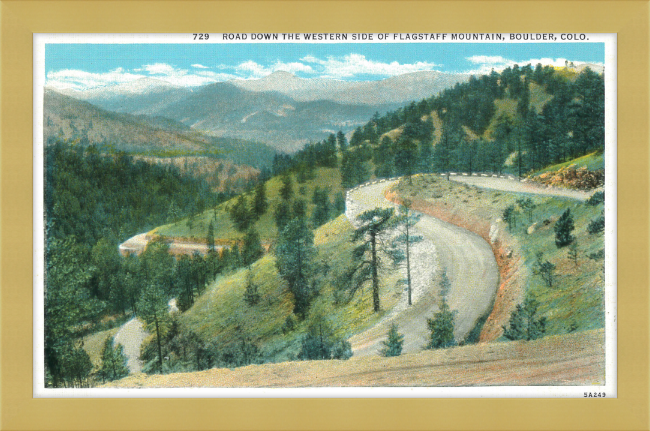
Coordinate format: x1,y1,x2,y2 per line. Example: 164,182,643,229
391,174,605,340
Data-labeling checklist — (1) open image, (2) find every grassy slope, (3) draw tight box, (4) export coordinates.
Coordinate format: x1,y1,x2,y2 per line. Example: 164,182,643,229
180,215,403,363
531,151,605,176
153,167,344,243
485,81,552,139
393,174,605,337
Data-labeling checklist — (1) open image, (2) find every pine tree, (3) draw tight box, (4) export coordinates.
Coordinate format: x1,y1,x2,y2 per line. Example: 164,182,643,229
279,173,294,201
252,182,268,218
516,198,536,223
242,228,263,266
336,130,348,152
503,205,518,230
347,208,395,312
275,218,316,316
229,195,252,232
554,208,575,247
380,323,405,357
427,299,456,349
311,187,331,227
533,252,556,287
333,192,346,216
99,336,129,382
389,201,423,305
243,268,260,306
206,221,215,253
274,201,292,233
137,282,169,374
503,297,546,341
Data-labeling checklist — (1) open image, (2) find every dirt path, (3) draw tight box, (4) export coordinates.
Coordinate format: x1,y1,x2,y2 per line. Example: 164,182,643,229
345,180,499,357
449,175,591,201
118,232,224,256
113,317,149,374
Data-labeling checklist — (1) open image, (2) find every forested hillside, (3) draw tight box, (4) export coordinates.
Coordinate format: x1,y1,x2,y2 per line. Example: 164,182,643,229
44,143,223,387
340,64,604,182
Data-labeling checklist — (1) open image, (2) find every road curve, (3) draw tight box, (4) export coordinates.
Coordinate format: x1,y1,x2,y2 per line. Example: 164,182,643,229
113,317,149,374
449,175,591,201
345,180,499,357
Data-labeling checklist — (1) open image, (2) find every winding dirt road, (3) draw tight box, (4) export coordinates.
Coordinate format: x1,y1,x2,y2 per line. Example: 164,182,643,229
449,174,591,201
113,318,148,374
345,180,499,357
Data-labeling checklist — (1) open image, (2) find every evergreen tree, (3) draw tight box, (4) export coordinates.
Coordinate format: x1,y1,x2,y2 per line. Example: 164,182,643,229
516,198,536,223
99,336,129,382
389,201,423,306
333,192,346,216
438,269,452,299
503,205,518,230
503,297,546,341
275,218,316,316
311,186,331,227
229,195,252,232
274,201,292,233
292,199,307,220
394,137,418,183
206,221,215,253
252,182,268,218
279,173,294,201
554,209,575,247
243,268,261,306
137,282,170,374
347,208,395,312
336,130,348,152
533,252,556,288
427,299,456,349
380,323,405,357
242,228,263,266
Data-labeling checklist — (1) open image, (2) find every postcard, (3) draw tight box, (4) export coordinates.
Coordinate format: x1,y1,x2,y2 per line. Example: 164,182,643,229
33,33,616,398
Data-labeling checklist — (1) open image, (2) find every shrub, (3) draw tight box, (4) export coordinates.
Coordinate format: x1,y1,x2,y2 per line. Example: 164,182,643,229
380,323,405,357
502,297,546,341
298,320,353,361
554,209,575,247
587,191,605,206
427,300,456,349
588,215,605,234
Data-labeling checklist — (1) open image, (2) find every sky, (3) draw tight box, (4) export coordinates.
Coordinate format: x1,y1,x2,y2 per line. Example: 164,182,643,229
44,42,605,91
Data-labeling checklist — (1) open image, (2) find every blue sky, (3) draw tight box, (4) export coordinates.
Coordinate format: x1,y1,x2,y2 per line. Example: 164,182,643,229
45,42,605,90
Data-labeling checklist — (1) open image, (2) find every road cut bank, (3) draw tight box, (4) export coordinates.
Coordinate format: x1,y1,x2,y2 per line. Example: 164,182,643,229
385,182,525,342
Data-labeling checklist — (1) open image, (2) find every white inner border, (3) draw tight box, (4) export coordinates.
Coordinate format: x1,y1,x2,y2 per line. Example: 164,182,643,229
33,33,617,398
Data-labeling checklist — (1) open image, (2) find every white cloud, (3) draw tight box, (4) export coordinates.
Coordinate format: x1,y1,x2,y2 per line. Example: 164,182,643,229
191,64,209,69
467,55,510,65
45,68,145,91
234,60,314,78
142,63,177,75
301,54,439,79
45,63,240,90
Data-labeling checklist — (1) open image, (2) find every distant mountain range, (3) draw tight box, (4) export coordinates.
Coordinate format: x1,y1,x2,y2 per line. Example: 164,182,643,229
48,71,470,151
43,90,277,169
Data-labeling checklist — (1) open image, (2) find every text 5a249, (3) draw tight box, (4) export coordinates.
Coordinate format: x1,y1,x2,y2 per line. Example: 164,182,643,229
584,392,606,398
193,34,210,40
